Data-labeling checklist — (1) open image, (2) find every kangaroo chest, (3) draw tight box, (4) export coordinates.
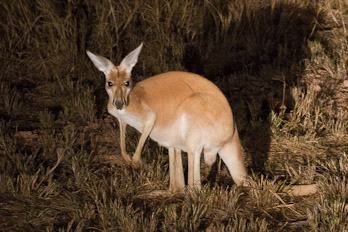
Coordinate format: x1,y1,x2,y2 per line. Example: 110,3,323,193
108,107,144,133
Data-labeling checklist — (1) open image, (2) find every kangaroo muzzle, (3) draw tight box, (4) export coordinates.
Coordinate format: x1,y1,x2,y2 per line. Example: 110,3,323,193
113,98,126,110
112,87,129,110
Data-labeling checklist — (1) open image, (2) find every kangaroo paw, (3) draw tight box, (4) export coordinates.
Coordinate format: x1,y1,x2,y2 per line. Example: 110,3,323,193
131,158,142,169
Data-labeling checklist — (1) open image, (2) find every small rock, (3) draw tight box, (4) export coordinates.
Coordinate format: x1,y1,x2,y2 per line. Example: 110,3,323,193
343,80,348,88
14,131,39,147
15,131,38,140
314,84,321,92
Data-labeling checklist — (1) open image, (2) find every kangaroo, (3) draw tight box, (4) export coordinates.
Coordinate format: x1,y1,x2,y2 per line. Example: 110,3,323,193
87,43,247,192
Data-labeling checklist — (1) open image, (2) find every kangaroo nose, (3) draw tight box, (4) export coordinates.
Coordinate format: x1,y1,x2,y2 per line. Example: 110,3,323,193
114,100,124,110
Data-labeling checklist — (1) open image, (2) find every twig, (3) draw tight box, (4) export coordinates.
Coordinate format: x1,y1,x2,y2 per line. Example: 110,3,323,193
46,147,65,177
272,74,287,115
108,0,119,45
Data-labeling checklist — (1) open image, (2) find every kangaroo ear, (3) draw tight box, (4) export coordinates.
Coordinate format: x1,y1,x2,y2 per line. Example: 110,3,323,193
86,50,114,76
119,43,143,74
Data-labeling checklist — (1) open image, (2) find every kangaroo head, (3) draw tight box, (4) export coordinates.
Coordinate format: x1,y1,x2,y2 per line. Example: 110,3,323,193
86,43,143,110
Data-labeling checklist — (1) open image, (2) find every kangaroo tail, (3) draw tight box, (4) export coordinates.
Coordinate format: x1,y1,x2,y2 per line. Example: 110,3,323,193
218,131,247,186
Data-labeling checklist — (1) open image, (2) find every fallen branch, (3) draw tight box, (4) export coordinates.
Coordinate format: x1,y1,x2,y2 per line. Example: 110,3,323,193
283,184,318,196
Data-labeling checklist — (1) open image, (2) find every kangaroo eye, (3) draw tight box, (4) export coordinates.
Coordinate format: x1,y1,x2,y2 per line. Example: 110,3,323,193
124,81,130,87
107,82,113,87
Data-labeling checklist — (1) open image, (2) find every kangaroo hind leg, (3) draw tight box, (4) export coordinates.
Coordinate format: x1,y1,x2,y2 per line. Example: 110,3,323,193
169,148,185,193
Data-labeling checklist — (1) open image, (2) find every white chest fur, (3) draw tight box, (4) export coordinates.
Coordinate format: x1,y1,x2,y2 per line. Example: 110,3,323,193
108,106,187,151
108,107,144,133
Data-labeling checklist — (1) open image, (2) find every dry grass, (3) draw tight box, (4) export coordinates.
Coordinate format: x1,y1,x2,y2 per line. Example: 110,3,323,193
0,0,347,231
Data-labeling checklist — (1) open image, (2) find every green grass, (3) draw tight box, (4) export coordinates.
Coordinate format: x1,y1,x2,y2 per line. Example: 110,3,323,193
0,0,348,231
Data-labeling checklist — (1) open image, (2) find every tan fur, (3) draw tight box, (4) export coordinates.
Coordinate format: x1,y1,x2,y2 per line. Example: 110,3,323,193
119,72,233,142
108,71,247,189
87,45,247,191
